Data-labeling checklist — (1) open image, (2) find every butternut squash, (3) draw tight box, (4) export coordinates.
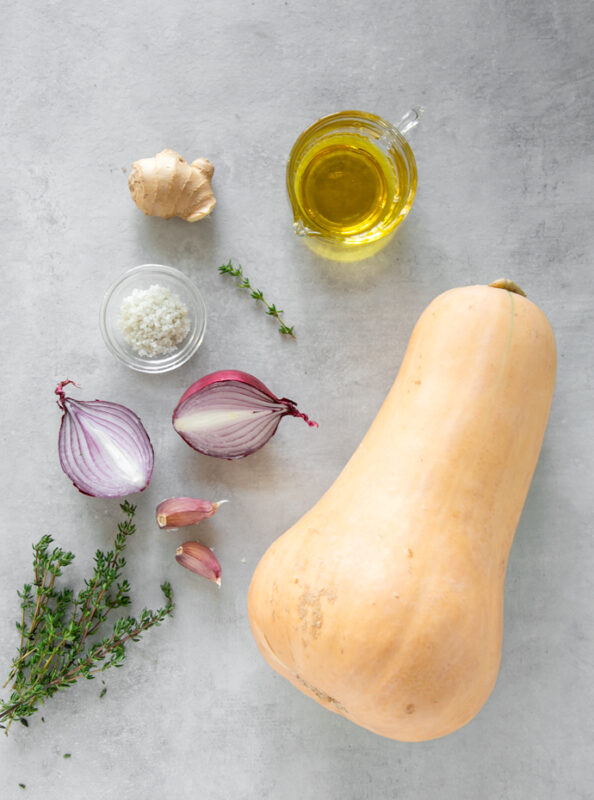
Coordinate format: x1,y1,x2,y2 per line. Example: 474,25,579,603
247,281,556,742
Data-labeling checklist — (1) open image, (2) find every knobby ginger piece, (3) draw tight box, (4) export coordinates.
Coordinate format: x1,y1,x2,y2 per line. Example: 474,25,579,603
128,148,216,222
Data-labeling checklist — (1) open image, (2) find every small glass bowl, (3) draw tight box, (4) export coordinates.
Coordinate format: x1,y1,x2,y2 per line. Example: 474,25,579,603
100,264,207,374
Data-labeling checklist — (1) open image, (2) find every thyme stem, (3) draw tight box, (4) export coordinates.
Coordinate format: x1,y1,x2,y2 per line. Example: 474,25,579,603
218,260,296,338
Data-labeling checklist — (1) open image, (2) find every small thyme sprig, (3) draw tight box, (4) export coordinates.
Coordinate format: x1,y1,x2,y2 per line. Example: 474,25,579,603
0,502,174,734
218,260,296,338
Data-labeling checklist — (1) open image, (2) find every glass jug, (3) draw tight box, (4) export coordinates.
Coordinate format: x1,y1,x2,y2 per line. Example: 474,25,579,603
286,107,423,261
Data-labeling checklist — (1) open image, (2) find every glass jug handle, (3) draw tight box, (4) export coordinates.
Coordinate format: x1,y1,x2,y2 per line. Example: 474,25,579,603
395,106,424,137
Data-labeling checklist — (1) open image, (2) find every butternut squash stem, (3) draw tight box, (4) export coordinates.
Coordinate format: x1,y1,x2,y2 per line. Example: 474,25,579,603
488,279,526,297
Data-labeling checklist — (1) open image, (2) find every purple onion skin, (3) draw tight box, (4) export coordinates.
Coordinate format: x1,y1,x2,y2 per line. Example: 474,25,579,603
56,380,154,498
175,370,272,406
172,370,318,460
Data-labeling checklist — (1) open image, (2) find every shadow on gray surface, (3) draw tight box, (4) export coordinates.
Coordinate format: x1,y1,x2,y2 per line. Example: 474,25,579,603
131,213,218,272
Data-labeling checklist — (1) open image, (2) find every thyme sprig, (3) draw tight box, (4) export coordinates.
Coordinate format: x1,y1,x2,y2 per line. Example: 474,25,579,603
218,260,296,338
0,502,174,734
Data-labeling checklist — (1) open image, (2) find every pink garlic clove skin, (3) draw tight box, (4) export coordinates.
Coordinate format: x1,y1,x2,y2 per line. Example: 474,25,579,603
156,497,224,529
176,541,222,586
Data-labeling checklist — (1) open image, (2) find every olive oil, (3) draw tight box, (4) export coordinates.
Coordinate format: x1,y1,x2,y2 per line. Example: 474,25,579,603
287,111,418,259
295,137,395,237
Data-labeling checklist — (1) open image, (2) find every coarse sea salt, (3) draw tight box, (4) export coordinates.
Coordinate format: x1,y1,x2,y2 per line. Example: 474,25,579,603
118,284,191,358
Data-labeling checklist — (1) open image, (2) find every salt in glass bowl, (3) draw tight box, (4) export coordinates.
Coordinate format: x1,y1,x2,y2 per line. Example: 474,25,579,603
100,264,207,374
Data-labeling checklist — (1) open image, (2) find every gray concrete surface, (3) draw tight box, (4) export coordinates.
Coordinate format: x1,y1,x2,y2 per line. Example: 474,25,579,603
1,1,593,798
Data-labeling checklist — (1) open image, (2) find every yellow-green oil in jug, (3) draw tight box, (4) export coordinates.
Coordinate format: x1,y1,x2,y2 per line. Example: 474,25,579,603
295,137,395,236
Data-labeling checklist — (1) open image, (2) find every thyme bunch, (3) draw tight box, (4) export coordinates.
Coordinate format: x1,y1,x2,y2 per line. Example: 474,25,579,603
0,502,174,734
218,260,296,338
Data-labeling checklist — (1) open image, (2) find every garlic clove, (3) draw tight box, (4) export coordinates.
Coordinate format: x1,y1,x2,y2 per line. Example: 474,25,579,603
156,497,225,529
176,542,221,586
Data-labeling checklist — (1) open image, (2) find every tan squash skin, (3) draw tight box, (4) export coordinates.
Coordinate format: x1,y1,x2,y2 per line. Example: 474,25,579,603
248,282,556,742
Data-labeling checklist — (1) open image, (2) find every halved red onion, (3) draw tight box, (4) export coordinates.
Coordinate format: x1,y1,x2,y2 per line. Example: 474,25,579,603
56,380,154,498
172,370,318,460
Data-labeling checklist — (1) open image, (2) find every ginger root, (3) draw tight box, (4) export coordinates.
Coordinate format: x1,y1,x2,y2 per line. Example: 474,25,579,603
128,149,216,222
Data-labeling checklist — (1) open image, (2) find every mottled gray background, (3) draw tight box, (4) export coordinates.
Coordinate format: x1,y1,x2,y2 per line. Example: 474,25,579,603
1,1,593,798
